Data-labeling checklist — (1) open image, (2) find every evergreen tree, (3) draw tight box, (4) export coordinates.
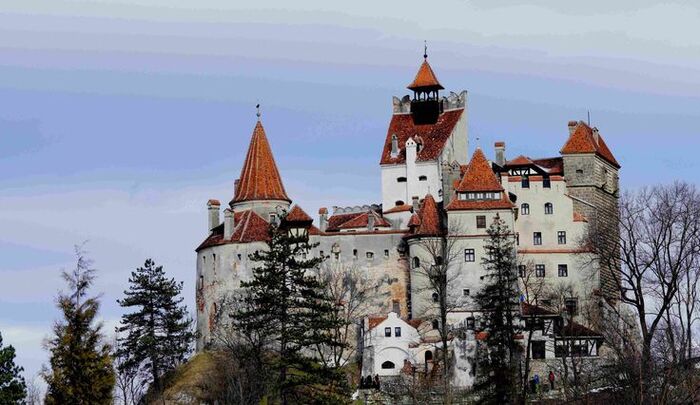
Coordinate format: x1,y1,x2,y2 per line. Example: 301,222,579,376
0,331,27,404
115,258,194,396
233,218,350,405
473,216,522,404
43,245,115,404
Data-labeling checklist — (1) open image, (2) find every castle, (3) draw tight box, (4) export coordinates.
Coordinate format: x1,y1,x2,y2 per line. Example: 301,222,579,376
195,53,620,383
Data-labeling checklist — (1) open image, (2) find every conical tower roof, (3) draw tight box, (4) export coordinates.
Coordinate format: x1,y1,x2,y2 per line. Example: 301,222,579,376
455,148,504,192
232,120,290,204
407,59,444,91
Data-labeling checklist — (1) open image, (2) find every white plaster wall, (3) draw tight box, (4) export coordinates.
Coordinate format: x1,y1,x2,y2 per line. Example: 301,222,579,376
363,312,421,376
230,199,290,220
380,161,441,210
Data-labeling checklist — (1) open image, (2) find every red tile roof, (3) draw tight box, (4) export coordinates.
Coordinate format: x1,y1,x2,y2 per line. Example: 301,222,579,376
445,195,514,211
285,205,313,222
368,316,388,331
408,213,421,228
506,155,534,166
325,212,363,232
380,109,464,165
232,121,290,204
561,121,620,168
521,303,557,317
559,321,602,338
531,157,564,175
383,204,413,214
196,210,271,251
407,59,444,91
455,148,504,193
207,199,221,206
337,211,391,230
414,194,442,236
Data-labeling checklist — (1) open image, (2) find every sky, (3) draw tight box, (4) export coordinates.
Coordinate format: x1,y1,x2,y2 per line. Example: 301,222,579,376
1,0,700,387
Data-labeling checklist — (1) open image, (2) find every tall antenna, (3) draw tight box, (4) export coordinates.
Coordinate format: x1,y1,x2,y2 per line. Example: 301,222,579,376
587,110,591,126
424,40,428,60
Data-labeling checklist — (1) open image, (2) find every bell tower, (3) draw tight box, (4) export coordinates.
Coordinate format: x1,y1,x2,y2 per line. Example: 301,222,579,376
407,44,444,125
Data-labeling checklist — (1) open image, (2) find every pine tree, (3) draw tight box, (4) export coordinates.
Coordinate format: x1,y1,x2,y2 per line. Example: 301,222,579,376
473,216,522,404
233,218,350,405
43,245,115,404
0,331,27,404
115,258,194,396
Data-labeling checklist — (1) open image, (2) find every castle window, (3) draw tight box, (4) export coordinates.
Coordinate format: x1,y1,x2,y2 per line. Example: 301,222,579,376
544,203,554,215
384,327,391,337
476,215,486,229
392,300,400,314
466,317,475,330
558,231,567,245
395,327,402,337
543,177,551,188
432,320,439,330
535,264,545,277
319,250,324,258
518,265,526,277
353,249,358,259
366,251,374,260
576,169,584,175
432,292,439,303
522,175,530,188
397,177,407,183
533,232,542,245
199,275,204,289
521,203,530,215
419,175,427,181
384,249,390,259
412,256,420,268
395,200,405,207
516,233,520,245
463,289,470,297
237,254,242,261
425,350,433,362
531,341,546,359
334,252,340,260
565,298,578,316
381,361,395,369
558,264,569,277
464,249,475,262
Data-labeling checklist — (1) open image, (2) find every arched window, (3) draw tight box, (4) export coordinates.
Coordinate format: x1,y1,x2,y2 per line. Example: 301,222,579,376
412,256,420,269
544,202,554,215
418,175,428,181
521,203,530,215
432,319,439,330
432,292,439,303
425,351,433,362
381,361,395,369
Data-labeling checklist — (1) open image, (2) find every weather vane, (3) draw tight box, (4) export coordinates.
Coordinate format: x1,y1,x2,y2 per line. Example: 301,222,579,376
256,103,261,120
424,40,428,60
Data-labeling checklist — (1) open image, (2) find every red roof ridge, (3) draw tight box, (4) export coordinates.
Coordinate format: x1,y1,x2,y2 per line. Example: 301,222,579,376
285,205,313,222
414,194,442,236
455,148,504,192
232,120,290,204
407,59,444,90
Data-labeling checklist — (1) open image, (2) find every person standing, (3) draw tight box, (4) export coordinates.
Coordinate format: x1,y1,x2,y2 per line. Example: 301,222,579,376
548,371,555,390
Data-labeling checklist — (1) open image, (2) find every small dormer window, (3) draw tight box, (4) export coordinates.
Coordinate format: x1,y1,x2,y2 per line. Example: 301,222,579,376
418,175,427,181
394,327,402,337
522,175,530,188
384,327,391,337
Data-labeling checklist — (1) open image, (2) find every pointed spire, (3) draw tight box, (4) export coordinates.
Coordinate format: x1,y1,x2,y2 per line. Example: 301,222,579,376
415,194,442,236
456,148,504,192
560,121,620,168
407,50,444,91
231,118,290,204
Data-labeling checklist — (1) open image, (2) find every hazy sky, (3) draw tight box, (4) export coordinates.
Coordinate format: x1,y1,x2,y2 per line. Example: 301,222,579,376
2,0,699,386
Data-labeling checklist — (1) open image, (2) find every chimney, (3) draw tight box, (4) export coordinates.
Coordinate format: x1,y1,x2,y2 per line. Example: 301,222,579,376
390,134,399,158
367,212,376,231
412,196,420,212
405,138,417,163
592,127,600,146
568,121,578,135
207,199,221,232
494,141,506,166
319,207,328,232
223,208,235,240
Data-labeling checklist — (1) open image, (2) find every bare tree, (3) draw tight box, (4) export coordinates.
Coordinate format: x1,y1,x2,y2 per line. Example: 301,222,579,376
24,374,43,405
112,332,144,405
588,181,700,403
311,260,388,369
411,227,462,403
517,259,546,404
